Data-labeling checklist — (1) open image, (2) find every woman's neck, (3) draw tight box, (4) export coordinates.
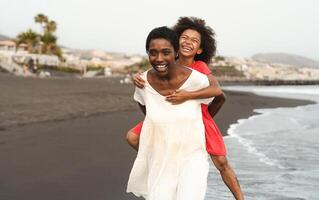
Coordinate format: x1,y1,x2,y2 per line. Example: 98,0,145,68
178,55,195,67
154,65,178,81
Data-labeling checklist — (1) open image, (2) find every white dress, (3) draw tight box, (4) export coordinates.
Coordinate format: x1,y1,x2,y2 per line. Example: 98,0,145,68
127,68,212,200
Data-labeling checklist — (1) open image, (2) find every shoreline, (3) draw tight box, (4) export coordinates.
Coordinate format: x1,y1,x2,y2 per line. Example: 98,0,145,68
219,78,319,86
2,71,319,85
212,90,314,136
1,89,313,136
0,73,315,200
0,72,315,130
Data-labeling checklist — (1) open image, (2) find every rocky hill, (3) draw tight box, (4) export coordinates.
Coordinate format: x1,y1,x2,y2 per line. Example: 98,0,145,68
0,34,11,40
252,53,319,68
213,55,319,82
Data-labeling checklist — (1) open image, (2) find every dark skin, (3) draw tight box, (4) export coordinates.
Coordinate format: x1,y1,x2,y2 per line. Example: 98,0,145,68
177,29,243,199
137,73,225,117
129,71,224,152
132,64,226,118
148,65,192,96
133,72,225,105
133,29,225,108
128,30,243,200
128,37,222,151
135,37,221,126
206,75,226,117
136,66,191,127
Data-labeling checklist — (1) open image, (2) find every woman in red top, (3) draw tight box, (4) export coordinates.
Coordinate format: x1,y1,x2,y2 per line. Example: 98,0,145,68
127,17,243,200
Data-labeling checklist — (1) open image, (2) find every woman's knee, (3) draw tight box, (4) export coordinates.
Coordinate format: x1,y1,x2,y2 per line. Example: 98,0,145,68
126,130,139,145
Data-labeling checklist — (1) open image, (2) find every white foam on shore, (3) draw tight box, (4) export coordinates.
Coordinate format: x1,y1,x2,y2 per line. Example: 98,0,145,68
206,85,319,200
227,114,286,169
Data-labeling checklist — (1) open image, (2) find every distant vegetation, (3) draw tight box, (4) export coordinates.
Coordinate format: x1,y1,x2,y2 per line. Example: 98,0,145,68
37,64,80,73
214,56,225,61
16,13,62,58
125,58,150,73
210,65,245,77
211,56,245,77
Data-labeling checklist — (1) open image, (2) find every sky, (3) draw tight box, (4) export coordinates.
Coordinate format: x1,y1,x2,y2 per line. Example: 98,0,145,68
0,0,318,60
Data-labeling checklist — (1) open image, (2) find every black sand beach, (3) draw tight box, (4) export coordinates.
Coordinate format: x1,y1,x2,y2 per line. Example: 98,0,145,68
0,73,313,200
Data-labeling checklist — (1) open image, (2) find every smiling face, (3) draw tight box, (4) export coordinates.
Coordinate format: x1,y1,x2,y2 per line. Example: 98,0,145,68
179,29,202,58
148,38,176,77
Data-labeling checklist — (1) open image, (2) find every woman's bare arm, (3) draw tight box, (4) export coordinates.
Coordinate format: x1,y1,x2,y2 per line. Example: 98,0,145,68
165,74,222,105
132,72,145,89
206,74,226,118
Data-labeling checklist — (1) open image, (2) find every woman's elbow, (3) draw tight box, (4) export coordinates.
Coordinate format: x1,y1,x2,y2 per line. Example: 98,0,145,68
215,91,226,103
220,92,226,102
215,88,223,97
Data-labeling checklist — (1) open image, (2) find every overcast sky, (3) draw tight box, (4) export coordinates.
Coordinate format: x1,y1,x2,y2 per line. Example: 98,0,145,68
0,0,318,60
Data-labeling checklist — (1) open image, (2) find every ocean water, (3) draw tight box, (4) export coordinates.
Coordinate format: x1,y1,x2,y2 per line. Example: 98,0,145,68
206,85,319,200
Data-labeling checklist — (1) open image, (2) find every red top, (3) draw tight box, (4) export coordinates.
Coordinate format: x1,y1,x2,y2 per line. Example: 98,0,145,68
190,60,211,75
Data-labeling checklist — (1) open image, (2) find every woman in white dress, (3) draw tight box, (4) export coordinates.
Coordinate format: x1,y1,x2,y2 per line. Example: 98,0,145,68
127,26,222,200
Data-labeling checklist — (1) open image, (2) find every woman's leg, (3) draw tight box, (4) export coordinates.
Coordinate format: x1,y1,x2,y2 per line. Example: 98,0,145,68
126,130,140,151
126,121,143,151
201,106,244,199
211,155,244,200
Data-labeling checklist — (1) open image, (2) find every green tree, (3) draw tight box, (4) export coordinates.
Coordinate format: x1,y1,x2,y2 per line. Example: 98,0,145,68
40,32,62,57
16,13,62,58
34,14,61,58
16,29,39,53
41,32,57,53
45,20,57,33
34,13,48,29
35,14,57,34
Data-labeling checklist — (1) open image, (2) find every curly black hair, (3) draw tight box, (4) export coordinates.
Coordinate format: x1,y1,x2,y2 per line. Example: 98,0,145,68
145,26,179,54
172,17,216,64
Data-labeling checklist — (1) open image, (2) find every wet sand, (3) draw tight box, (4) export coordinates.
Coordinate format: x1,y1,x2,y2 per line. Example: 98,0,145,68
0,73,313,200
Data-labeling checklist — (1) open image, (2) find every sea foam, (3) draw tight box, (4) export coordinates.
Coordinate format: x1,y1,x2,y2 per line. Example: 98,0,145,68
206,85,319,200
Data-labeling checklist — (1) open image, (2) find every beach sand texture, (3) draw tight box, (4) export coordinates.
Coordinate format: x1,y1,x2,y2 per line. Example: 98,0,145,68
0,73,312,200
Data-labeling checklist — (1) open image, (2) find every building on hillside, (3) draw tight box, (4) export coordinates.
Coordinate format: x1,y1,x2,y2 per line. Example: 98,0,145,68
0,40,28,51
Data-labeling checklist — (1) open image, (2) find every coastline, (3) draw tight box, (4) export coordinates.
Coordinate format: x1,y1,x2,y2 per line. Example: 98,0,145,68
213,89,315,136
0,73,315,200
0,73,314,130
207,86,319,199
218,78,319,86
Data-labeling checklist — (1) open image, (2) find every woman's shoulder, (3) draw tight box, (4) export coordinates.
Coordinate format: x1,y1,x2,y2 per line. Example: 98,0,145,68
140,69,152,81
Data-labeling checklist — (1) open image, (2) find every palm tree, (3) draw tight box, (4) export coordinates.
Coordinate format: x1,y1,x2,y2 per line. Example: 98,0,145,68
16,13,62,58
34,14,48,30
41,32,62,58
16,29,40,53
41,32,57,53
35,14,57,33
45,20,57,33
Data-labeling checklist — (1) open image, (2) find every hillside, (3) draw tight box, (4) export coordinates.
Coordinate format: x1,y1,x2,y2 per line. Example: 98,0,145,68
0,34,11,40
252,53,319,68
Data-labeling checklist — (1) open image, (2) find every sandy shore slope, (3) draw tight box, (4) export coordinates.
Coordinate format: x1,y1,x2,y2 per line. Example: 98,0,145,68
0,73,313,200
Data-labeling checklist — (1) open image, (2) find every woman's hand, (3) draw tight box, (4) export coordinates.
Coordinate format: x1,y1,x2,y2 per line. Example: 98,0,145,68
132,72,145,88
165,89,191,105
